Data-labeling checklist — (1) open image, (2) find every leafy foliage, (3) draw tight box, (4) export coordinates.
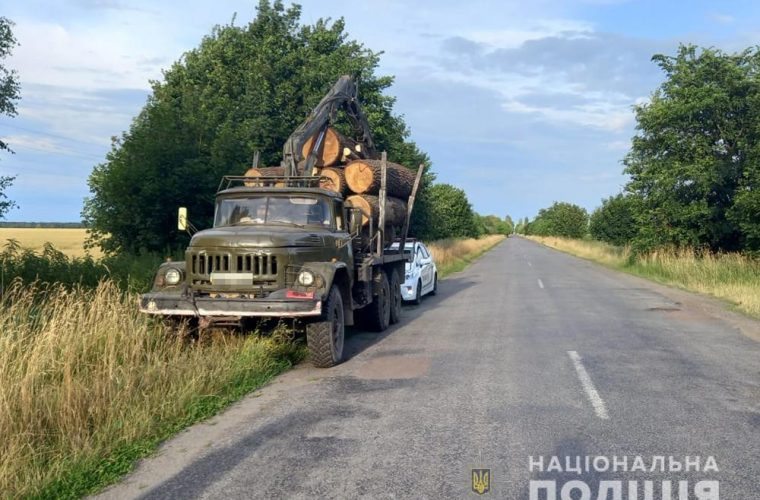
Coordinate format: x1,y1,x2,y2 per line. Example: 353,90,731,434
526,202,588,238
0,17,20,219
419,183,479,240
475,214,513,235
624,44,760,252
84,1,428,254
589,194,639,246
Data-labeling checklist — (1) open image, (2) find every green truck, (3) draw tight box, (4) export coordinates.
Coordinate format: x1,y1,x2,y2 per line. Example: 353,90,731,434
139,77,423,367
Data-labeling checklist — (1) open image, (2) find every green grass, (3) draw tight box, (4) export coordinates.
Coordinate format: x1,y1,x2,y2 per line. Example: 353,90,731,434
527,235,760,319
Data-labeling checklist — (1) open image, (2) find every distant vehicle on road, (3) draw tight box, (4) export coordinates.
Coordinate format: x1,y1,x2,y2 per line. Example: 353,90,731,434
390,240,437,304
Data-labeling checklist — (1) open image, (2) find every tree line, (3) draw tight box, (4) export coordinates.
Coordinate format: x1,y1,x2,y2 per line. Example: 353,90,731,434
70,1,506,254
518,45,760,255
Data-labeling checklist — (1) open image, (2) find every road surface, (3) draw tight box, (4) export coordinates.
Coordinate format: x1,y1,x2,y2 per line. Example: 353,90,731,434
97,237,760,499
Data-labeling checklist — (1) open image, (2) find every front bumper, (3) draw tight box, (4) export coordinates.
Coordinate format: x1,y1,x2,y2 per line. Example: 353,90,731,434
139,292,322,317
400,279,417,301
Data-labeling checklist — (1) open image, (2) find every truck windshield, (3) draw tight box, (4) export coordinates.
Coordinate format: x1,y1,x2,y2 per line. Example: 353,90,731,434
215,196,331,228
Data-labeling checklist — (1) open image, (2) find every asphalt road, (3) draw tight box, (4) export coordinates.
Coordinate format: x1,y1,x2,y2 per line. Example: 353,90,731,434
97,237,760,499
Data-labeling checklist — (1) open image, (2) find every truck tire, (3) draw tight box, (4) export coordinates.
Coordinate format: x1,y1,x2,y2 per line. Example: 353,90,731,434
389,269,402,325
364,269,390,332
306,286,345,368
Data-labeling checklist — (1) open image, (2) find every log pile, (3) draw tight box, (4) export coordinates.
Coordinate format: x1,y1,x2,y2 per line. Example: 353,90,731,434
243,127,418,245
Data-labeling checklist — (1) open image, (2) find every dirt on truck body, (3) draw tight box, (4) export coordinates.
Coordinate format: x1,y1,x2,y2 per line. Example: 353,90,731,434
139,76,424,367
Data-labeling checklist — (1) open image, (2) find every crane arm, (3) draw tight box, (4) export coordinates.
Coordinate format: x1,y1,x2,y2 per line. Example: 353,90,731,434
281,75,377,176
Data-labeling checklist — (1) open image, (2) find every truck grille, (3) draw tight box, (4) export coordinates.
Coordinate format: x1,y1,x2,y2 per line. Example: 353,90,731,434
188,251,280,285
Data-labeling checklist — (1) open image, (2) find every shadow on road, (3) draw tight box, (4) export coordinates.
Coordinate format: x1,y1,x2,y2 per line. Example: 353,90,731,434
341,275,477,362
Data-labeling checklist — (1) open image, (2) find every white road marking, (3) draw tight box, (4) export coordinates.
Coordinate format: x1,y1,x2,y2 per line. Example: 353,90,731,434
567,351,610,420
537,278,544,289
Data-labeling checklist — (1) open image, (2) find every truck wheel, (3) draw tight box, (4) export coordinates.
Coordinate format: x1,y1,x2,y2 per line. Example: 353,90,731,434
430,274,438,296
411,279,422,305
364,269,390,332
306,286,345,368
389,269,402,325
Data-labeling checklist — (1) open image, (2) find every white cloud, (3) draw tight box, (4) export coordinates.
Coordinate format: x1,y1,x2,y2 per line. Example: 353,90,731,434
466,19,594,49
710,13,735,24
10,20,175,91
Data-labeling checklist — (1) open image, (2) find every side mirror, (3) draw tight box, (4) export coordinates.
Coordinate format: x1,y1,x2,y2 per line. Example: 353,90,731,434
348,207,362,235
178,207,188,231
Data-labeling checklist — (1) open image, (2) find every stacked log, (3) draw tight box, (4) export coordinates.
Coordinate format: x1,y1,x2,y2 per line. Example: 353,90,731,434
316,166,348,196
345,195,407,227
302,127,365,167
243,166,286,187
344,159,416,199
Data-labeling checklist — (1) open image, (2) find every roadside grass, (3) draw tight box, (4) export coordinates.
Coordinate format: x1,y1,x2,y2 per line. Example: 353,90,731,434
527,235,760,319
0,281,305,499
428,235,506,277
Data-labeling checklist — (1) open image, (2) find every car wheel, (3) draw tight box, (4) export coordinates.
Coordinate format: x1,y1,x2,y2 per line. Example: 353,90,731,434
430,273,438,296
411,279,422,305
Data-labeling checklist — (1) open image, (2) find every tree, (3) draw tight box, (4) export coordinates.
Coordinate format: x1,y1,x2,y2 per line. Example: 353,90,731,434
504,215,514,234
528,202,588,238
475,214,511,235
421,183,479,240
589,194,639,246
624,45,760,252
83,1,428,254
515,217,529,234
0,17,20,219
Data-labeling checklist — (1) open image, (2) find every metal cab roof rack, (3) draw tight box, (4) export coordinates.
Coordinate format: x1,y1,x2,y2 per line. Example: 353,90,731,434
217,175,326,193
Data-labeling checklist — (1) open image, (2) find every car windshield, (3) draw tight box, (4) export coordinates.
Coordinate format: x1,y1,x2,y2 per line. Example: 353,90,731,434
215,196,331,228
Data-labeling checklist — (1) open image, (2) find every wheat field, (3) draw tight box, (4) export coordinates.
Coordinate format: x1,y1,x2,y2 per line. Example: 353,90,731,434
0,228,101,258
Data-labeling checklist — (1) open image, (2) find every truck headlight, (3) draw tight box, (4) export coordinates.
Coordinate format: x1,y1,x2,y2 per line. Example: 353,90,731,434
297,270,315,286
165,268,182,285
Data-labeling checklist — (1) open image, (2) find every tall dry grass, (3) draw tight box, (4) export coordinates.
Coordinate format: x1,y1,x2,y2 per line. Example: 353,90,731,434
528,236,760,319
0,281,302,498
427,235,506,277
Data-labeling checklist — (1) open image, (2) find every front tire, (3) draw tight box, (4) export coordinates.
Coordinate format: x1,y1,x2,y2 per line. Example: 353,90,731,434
306,286,345,368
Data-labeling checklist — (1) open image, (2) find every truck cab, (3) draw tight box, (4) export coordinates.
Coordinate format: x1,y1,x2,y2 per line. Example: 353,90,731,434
141,184,356,322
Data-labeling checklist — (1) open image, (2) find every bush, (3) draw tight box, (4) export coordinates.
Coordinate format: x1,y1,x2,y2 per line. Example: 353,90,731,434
527,202,588,238
0,239,164,292
418,184,480,240
589,194,639,246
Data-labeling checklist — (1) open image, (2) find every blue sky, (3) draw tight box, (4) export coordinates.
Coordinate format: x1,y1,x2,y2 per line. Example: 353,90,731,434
1,0,759,222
